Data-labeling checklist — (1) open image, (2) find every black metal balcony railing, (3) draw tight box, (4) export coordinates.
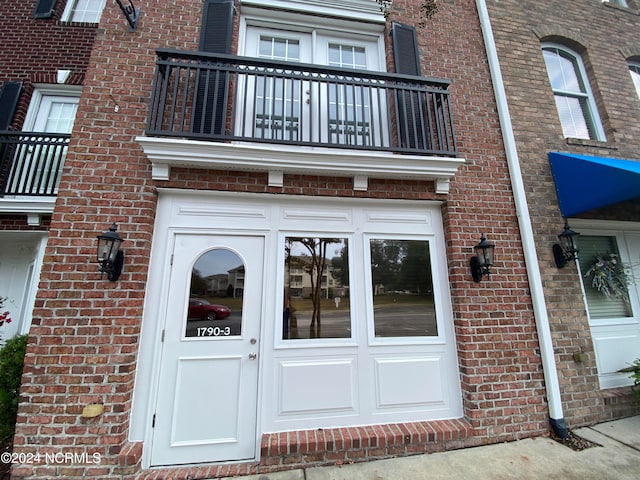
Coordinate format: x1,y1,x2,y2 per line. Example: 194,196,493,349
147,49,457,157
0,132,70,196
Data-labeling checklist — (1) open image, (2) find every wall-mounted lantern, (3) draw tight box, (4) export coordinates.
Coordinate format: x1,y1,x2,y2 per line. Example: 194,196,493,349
553,222,580,269
470,234,495,282
97,223,125,281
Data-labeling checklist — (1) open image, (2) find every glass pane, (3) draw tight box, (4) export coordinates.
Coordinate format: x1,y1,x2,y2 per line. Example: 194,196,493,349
369,239,437,337
259,36,301,62
328,44,367,70
327,44,371,146
554,95,591,139
255,36,302,141
283,237,351,339
185,249,244,337
543,48,583,93
578,236,632,319
71,0,105,23
45,102,78,133
629,64,640,99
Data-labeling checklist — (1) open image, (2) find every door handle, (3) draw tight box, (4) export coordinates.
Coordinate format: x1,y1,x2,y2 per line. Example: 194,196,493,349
249,352,257,360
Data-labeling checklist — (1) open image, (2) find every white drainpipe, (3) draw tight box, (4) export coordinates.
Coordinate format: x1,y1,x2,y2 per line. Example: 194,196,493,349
475,0,568,437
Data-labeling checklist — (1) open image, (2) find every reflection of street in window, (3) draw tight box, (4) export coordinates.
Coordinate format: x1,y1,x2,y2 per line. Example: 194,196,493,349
370,239,437,337
185,249,246,338
284,237,350,339
282,237,438,339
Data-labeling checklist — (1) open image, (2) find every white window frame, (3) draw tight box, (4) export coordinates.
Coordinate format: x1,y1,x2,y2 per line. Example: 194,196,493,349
62,0,106,23
603,0,629,7
629,62,640,99
541,43,606,141
23,85,81,132
363,233,447,346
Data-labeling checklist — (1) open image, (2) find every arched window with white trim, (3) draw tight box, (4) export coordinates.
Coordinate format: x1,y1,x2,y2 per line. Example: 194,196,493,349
542,44,605,140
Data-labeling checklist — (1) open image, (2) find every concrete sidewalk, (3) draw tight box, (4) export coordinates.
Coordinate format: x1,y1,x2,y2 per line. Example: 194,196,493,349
225,416,640,480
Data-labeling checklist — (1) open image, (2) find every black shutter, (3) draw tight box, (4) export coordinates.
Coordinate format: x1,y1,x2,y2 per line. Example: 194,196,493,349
193,0,234,136
391,23,427,150
0,81,22,130
392,22,421,76
200,0,234,53
33,0,57,19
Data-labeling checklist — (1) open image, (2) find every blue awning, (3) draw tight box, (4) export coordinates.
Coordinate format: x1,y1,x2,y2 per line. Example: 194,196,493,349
548,152,640,217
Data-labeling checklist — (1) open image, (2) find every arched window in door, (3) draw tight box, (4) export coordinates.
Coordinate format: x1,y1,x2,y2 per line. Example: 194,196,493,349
185,248,245,338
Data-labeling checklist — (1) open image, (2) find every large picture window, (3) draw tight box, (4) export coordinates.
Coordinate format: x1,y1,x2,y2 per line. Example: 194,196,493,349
283,237,351,339
282,235,439,340
369,239,437,337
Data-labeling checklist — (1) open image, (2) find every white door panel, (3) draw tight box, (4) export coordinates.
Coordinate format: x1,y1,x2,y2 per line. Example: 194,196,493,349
151,234,264,465
0,234,45,341
584,232,640,388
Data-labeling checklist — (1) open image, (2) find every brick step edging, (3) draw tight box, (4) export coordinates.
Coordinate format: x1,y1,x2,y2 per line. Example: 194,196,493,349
260,418,474,470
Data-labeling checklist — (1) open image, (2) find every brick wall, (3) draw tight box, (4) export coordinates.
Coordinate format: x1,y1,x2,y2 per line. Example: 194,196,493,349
485,0,640,427
11,1,550,478
0,0,96,231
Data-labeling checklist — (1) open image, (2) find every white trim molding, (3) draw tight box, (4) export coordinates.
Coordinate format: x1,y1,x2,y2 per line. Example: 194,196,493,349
137,137,465,194
0,198,56,225
240,0,386,25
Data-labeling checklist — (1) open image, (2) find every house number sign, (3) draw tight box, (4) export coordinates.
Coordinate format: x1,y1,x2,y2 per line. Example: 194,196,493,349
196,326,232,337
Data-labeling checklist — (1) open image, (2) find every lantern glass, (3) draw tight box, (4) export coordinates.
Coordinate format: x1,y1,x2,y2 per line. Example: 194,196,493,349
474,234,495,267
558,223,580,258
97,236,121,263
97,223,124,263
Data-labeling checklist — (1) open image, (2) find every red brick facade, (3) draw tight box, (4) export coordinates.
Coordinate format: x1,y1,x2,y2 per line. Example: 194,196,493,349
0,1,96,236
4,1,633,479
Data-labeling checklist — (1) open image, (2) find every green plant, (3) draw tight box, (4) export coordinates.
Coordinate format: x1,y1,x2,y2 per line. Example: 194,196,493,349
618,358,640,401
0,334,27,442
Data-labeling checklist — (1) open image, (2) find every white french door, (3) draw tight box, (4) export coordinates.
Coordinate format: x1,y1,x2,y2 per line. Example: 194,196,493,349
7,89,78,195
240,28,311,141
240,26,387,147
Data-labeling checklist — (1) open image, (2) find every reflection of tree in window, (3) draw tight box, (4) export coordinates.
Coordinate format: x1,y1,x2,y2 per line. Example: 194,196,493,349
284,238,351,339
370,239,437,337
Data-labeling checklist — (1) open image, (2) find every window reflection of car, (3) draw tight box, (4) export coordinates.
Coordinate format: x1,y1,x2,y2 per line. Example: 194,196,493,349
188,298,231,321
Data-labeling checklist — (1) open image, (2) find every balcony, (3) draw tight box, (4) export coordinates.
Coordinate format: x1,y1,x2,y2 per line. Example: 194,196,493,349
0,131,69,196
0,131,68,221
138,49,465,193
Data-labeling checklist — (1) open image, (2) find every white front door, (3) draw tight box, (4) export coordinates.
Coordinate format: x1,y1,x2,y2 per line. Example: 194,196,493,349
151,233,264,466
0,232,46,341
578,231,640,388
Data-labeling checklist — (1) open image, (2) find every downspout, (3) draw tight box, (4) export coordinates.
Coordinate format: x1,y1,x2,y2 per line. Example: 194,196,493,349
475,0,568,438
